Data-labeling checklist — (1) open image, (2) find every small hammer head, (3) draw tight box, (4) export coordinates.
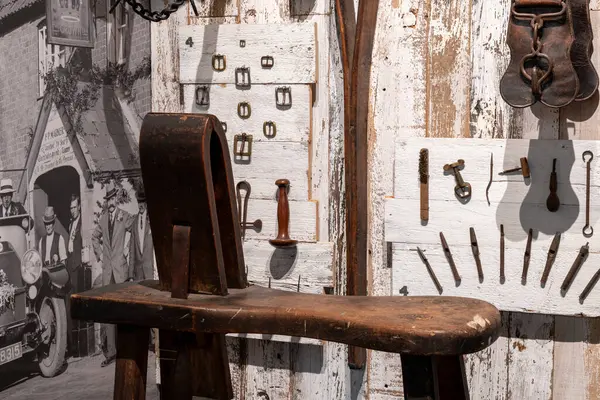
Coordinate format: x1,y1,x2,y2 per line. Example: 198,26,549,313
520,157,530,178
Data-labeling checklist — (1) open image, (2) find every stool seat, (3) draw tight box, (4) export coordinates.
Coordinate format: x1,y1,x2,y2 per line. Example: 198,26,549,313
71,281,500,356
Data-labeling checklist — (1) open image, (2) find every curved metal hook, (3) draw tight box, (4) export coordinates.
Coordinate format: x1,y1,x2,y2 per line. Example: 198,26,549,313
583,150,594,163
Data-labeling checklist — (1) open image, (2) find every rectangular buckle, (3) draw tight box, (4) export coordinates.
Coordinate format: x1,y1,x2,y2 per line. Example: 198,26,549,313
261,55,274,68
233,133,252,163
237,102,251,119
211,54,226,71
235,67,251,88
275,86,292,108
195,85,209,107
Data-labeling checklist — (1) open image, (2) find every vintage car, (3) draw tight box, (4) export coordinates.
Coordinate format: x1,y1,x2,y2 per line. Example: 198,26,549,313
0,213,69,377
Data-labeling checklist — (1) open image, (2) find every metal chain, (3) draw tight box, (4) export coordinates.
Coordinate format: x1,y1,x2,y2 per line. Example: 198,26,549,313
511,1,567,96
114,0,197,22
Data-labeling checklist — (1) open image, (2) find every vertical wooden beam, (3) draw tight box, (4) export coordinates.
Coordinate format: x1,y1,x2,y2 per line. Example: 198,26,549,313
336,0,380,369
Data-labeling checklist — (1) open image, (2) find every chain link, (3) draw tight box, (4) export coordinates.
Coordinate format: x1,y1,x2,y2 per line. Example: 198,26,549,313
116,0,194,22
511,1,567,96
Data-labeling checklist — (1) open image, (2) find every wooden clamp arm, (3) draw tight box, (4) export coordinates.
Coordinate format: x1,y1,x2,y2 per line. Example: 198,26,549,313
72,282,501,356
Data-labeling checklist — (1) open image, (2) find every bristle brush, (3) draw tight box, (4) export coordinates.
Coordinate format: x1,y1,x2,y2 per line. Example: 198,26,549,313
419,148,429,221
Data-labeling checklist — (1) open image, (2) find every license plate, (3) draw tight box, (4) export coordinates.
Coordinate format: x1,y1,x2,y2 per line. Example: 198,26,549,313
0,342,22,366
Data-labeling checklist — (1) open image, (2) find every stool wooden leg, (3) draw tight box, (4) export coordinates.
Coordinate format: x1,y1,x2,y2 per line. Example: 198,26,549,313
401,355,469,400
114,324,150,400
158,330,193,400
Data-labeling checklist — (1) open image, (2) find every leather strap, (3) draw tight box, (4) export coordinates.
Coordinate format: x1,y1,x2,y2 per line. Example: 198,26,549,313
514,0,563,6
569,0,599,101
500,0,579,108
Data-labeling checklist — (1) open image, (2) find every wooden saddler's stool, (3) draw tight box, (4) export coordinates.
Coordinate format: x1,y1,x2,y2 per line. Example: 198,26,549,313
71,113,502,400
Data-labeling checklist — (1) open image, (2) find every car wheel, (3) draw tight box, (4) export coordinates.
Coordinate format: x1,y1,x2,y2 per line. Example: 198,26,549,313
37,297,67,377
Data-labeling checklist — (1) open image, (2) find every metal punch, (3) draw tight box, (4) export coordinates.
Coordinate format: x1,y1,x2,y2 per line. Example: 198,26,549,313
470,227,483,282
416,247,443,294
540,232,561,288
522,228,533,285
236,181,262,240
561,242,590,295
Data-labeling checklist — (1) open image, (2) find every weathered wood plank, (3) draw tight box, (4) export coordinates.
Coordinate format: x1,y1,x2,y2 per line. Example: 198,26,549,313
464,312,509,400
507,313,554,400
228,141,311,201
553,316,588,399
179,23,318,84
243,239,333,293
427,0,471,138
560,11,600,140
469,0,515,138
244,340,293,399
244,199,318,242
585,319,600,400
182,84,312,143
367,0,429,395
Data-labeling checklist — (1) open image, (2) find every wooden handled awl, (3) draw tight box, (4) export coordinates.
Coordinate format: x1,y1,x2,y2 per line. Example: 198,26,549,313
269,179,297,248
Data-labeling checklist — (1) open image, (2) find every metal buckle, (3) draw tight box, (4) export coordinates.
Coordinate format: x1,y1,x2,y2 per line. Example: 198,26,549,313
239,40,246,48
233,133,252,163
211,54,226,71
237,102,251,119
235,67,251,88
261,56,274,68
195,85,209,106
263,121,276,138
275,86,292,108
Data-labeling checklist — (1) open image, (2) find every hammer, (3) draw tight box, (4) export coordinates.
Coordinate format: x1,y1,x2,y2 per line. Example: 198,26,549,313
498,157,530,179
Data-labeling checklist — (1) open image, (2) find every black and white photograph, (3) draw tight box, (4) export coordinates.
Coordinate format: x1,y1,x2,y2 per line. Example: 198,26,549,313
0,0,156,397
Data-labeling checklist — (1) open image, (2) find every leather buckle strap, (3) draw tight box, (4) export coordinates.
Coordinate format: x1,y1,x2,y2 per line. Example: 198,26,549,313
500,0,598,108
512,2,567,97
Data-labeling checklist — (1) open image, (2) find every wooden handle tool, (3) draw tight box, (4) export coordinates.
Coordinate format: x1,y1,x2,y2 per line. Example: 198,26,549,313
269,179,297,248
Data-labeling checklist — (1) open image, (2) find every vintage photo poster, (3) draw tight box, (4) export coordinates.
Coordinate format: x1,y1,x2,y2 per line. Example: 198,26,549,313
46,0,94,47
0,0,157,397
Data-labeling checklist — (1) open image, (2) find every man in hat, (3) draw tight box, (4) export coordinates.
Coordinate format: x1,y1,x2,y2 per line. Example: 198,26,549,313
0,178,26,217
37,206,67,265
66,194,83,285
129,189,155,281
91,181,134,367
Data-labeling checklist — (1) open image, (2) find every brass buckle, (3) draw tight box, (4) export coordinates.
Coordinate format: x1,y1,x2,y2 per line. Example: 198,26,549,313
211,54,226,71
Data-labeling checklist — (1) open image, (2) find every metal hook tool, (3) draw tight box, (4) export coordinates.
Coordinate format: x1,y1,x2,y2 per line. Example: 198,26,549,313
583,151,594,237
236,181,262,240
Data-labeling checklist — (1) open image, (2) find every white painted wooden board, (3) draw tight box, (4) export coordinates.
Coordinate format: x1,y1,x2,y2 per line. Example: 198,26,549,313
182,84,311,144
244,199,318,242
230,142,311,201
227,240,333,345
182,84,313,200
386,137,600,316
179,23,318,84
